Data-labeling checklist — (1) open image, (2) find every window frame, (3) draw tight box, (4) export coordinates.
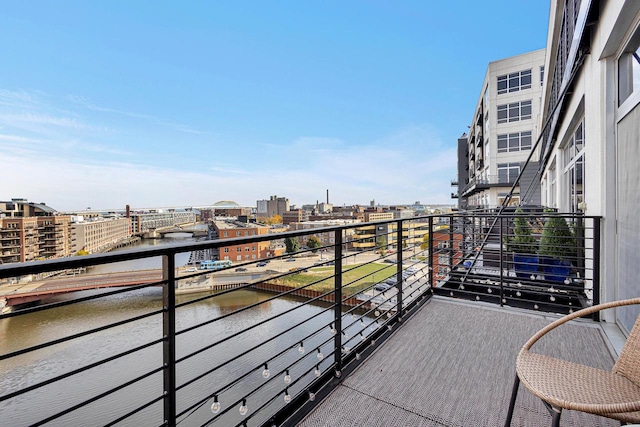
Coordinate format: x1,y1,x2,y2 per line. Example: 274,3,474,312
497,69,532,94
497,100,532,124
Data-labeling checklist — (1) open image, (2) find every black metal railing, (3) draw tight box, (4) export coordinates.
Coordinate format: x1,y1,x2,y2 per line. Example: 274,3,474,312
430,211,600,317
0,212,599,426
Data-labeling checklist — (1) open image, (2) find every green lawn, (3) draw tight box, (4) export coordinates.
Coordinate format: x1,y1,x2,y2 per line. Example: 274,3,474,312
275,262,397,297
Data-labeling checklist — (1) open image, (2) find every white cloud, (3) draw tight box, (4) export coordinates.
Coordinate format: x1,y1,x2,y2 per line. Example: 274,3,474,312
1,89,457,210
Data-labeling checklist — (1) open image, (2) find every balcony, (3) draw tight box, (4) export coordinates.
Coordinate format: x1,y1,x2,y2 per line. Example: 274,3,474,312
0,213,615,426
461,174,517,197
451,192,459,199
450,179,458,186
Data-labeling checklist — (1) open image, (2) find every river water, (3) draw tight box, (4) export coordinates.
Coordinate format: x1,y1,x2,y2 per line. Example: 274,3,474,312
0,233,365,426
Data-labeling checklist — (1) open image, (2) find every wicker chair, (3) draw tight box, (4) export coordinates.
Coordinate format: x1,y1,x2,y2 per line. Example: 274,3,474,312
504,297,640,427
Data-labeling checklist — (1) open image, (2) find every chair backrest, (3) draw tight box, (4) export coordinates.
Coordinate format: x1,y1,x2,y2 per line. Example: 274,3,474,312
613,314,640,386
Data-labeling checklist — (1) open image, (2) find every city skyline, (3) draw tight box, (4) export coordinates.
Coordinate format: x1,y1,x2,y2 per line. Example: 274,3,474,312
0,1,549,211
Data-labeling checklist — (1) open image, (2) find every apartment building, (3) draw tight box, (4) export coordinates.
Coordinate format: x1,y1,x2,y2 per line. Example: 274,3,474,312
0,215,71,263
289,219,359,247
352,220,428,252
457,49,546,209
129,211,197,234
212,220,270,262
70,217,132,254
0,198,56,217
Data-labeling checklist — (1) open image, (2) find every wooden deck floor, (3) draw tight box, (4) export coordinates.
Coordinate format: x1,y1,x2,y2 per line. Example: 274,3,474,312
298,297,620,427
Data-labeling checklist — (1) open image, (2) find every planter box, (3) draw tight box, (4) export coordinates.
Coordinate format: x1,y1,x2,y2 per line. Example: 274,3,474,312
541,258,571,283
513,254,539,279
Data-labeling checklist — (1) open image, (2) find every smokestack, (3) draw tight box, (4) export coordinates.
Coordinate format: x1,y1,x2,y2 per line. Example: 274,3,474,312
326,189,329,204
126,204,130,218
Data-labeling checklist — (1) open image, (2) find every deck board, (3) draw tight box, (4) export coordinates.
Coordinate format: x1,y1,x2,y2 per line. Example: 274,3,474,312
299,297,620,427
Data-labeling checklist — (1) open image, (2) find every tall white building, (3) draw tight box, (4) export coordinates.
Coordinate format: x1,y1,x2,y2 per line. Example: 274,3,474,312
458,49,546,209
539,0,640,332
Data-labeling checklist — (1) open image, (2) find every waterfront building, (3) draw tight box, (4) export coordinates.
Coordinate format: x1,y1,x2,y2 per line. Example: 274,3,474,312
0,198,57,217
0,215,71,263
212,219,270,262
455,49,547,209
70,216,132,254
129,210,197,234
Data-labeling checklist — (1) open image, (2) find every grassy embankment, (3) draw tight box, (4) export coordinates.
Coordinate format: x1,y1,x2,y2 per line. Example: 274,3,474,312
274,262,397,298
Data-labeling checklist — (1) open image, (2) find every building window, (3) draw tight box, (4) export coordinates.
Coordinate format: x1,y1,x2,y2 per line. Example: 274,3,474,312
497,163,521,183
245,246,250,252
252,246,256,251
618,34,640,105
497,131,532,153
237,247,241,252
540,66,545,86
236,231,241,237
237,255,242,261
497,69,532,94
497,100,532,123
224,248,229,253
563,118,585,213
223,231,228,237
549,160,557,209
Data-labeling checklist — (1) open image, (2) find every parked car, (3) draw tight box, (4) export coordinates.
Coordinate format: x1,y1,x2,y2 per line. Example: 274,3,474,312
256,262,268,267
285,258,296,262
235,267,248,272
383,259,396,264
384,277,398,286
185,268,197,273
374,283,392,292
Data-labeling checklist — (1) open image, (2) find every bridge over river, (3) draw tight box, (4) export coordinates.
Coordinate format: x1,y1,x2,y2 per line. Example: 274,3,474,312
0,268,264,311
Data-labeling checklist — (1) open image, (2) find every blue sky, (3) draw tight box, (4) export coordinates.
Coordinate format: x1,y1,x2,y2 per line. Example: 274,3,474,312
0,1,549,211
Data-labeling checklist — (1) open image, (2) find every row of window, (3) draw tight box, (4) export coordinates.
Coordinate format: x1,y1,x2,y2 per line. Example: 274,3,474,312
497,131,532,153
497,100,532,123
497,69,532,94
223,246,258,252
222,230,258,237
223,255,258,261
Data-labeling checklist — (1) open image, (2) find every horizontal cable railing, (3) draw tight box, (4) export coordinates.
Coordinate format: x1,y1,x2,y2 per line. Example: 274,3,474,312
0,212,598,426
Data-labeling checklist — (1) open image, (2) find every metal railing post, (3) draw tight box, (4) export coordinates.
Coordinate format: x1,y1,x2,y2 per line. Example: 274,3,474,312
448,216,454,271
396,220,403,317
592,217,601,320
162,253,176,427
428,217,434,288
499,216,504,307
333,229,343,375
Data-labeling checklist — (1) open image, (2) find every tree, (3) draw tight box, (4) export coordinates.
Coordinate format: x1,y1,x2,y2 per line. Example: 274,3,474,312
264,214,282,225
376,235,387,256
420,233,430,251
285,237,300,254
307,236,322,253
507,208,538,254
